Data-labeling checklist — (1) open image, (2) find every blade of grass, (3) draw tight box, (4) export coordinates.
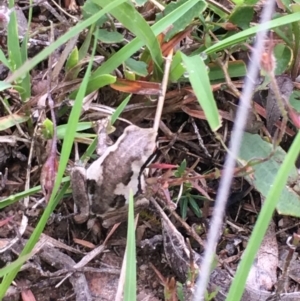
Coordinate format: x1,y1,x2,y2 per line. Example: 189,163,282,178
5,0,127,84
206,12,300,55
90,0,202,77
124,190,136,301
181,52,220,131
226,131,300,300
0,82,12,91
0,253,33,277
7,0,30,100
111,94,131,124
0,49,10,69
93,0,163,72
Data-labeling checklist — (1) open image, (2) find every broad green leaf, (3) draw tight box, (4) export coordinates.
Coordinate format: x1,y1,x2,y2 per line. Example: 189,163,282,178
93,0,163,71
85,74,116,95
227,131,300,300
273,43,292,75
208,60,247,81
231,0,244,4
57,122,93,139
229,5,254,30
92,0,201,77
289,90,300,112
238,133,300,216
181,52,220,131
244,0,260,4
41,118,54,139
125,58,148,76
65,47,79,71
0,82,12,91
96,29,124,43
70,74,116,98
290,3,300,12
156,0,207,41
132,0,147,5
82,0,108,26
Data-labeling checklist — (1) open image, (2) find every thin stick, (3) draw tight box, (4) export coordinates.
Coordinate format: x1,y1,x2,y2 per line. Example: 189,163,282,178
153,49,173,132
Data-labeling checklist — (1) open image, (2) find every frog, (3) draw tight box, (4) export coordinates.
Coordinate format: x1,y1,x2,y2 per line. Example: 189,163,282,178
70,123,157,228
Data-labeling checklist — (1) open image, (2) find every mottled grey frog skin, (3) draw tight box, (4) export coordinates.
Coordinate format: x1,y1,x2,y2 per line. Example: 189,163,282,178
87,125,157,215
71,124,157,223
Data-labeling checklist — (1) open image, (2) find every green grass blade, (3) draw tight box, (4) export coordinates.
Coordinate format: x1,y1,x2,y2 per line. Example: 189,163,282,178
181,52,220,131
111,94,131,124
6,0,127,84
92,0,201,77
93,0,163,71
0,253,33,277
0,82,12,91
226,131,300,301
124,190,137,301
0,49,10,69
7,0,30,100
206,12,300,55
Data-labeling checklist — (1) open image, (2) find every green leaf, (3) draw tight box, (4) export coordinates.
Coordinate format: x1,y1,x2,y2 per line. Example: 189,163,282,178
70,74,116,99
65,46,79,71
180,198,188,219
206,12,300,55
273,43,292,75
181,52,221,131
93,0,163,71
290,3,300,12
82,0,108,26
111,95,131,124
289,90,300,112
227,132,300,301
92,0,202,78
132,0,147,6
178,159,187,175
125,58,148,76
231,0,244,4
0,113,29,131
238,133,300,216
156,0,207,41
96,29,124,43
188,197,202,218
0,82,12,91
124,190,137,301
229,5,254,30
244,0,260,4
6,0,128,85
0,49,10,69
208,60,247,81
56,122,93,139
0,253,33,277
41,118,54,139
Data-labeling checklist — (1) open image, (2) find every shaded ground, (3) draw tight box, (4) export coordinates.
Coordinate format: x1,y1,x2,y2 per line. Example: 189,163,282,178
1,1,300,301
